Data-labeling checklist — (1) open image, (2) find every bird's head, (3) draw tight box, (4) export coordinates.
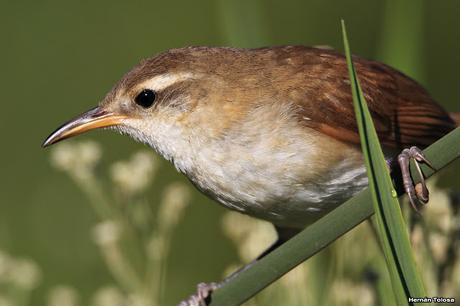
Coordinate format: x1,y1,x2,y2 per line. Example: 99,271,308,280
43,47,245,163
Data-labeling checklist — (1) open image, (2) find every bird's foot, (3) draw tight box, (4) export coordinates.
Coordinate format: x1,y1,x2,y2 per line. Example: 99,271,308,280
178,282,220,306
397,146,435,211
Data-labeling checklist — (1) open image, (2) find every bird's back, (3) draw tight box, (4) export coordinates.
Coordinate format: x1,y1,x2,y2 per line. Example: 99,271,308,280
125,46,456,149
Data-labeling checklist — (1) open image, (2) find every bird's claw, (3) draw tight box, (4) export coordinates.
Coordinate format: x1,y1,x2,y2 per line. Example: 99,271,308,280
178,282,219,306
398,146,434,211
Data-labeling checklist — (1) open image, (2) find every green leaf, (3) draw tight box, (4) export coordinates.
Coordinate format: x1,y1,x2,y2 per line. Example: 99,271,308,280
341,20,427,305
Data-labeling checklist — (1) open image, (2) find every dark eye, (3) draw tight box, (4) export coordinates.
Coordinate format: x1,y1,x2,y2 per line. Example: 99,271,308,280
135,89,156,108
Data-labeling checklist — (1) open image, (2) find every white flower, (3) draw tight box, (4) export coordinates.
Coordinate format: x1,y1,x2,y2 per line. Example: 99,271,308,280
92,221,122,247
92,286,126,306
222,211,258,244
50,142,76,172
221,211,276,262
110,151,159,196
7,258,42,290
157,182,191,230
126,294,145,306
50,140,102,179
79,141,102,167
47,285,79,306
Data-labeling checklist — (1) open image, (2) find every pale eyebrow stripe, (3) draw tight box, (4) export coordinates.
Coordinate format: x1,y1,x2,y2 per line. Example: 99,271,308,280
140,72,196,92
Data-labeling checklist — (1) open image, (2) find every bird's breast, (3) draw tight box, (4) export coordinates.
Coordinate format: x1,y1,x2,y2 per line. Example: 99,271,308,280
182,103,369,228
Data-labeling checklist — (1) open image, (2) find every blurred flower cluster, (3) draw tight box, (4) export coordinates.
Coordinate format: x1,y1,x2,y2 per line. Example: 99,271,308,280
0,250,41,306
48,140,191,306
222,178,460,306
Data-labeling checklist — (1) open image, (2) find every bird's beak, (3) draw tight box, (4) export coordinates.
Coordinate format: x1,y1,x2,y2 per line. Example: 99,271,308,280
42,106,127,147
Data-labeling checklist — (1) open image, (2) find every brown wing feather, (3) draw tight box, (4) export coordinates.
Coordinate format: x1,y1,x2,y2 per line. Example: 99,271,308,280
270,46,455,149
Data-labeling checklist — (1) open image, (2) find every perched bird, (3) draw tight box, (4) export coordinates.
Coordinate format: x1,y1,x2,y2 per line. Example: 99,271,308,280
43,46,458,305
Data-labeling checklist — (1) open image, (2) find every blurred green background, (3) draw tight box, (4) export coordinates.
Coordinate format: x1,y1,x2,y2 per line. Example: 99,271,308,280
1,0,460,305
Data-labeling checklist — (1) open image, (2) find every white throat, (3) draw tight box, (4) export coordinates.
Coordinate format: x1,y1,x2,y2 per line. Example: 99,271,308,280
116,118,197,175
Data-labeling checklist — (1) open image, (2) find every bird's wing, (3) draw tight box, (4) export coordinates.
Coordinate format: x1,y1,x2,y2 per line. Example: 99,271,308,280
284,47,455,149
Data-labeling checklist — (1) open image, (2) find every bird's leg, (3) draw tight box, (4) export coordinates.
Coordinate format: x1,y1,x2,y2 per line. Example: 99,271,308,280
178,226,298,306
397,146,435,211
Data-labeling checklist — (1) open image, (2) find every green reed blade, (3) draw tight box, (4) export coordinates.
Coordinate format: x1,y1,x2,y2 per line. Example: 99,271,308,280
341,20,426,305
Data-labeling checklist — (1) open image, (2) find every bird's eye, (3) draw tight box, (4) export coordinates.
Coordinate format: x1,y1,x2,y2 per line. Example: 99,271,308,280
135,89,156,108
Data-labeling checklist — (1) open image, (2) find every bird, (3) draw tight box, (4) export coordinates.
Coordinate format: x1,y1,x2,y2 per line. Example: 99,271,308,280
43,46,458,306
